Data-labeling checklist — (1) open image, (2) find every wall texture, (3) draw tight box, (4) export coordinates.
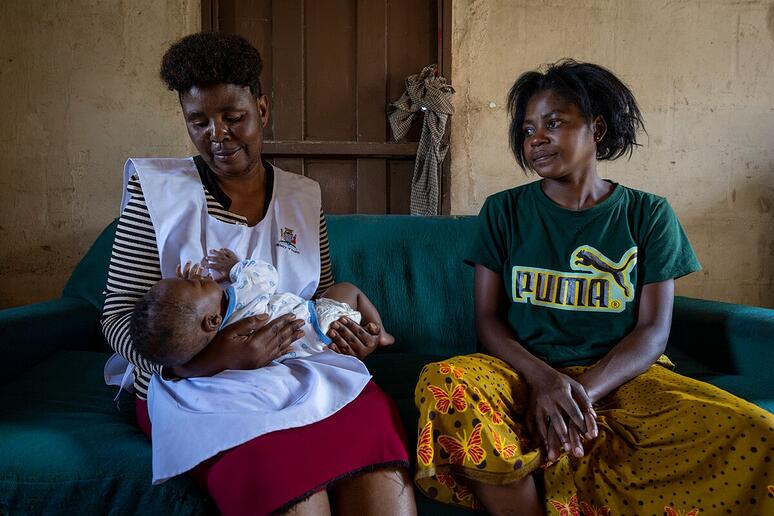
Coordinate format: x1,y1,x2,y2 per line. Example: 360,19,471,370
1,1,772,308
0,1,199,308
450,0,774,307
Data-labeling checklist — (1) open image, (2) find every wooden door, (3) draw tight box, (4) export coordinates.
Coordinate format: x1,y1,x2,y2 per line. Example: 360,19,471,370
202,0,452,214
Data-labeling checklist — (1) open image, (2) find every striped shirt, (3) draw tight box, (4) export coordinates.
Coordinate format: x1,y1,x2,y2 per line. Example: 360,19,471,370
100,164,334,399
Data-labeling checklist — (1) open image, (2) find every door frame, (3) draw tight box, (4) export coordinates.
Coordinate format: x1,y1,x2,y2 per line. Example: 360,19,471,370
201,0,453,214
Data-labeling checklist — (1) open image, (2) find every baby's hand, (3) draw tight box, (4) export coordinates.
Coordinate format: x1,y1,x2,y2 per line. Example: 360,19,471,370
206,248,240,279
176,261,208,279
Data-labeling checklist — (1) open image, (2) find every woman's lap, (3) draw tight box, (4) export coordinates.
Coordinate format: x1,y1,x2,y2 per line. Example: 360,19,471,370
415,353,774,514
414,354,544,509
137,380,410,516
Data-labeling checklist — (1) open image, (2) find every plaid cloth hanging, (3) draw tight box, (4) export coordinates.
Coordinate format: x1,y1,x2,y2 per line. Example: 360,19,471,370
388,65,455,216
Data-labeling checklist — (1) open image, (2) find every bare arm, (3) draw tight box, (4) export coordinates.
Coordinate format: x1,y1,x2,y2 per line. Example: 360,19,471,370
321,282,395,355
475,265,557,386
576,279,674,403
474,265,597,460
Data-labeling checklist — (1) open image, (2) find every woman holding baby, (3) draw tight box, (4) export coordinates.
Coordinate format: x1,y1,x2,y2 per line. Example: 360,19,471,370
101,32,416,515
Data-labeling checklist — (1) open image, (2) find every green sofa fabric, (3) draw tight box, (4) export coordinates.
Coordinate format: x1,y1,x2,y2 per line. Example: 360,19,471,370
0,350,215,515
1,215,772,515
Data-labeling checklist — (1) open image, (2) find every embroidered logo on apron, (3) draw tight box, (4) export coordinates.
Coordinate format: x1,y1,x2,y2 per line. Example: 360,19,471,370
276,226,300,254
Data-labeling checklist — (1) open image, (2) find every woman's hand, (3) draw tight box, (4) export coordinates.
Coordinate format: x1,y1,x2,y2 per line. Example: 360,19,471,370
526,368,598,462
168,313,305,378
544,417,594,465
327,317,383,359
471,265,598,461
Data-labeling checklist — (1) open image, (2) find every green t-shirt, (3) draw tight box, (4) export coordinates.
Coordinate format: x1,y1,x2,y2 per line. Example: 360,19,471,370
466,180,701,367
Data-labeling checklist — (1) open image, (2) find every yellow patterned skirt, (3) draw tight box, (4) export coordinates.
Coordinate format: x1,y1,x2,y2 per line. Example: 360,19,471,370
414,353,774,515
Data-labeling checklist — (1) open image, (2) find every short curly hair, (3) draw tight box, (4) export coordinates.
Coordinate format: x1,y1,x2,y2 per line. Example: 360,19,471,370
507,59,645,172
130,281,206,367
160,32,263,97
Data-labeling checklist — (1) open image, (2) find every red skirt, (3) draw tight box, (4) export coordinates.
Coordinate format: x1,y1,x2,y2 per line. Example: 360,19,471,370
135,380,409,515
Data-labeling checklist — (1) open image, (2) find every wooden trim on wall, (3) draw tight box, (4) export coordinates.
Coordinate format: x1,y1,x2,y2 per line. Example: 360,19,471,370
263,141,417,158
201,0,214,31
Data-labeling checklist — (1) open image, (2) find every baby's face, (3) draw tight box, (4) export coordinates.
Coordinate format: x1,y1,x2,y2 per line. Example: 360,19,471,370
166,277,224,314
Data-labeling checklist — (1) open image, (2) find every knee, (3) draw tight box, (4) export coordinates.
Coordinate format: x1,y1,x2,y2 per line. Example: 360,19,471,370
417,358,470,386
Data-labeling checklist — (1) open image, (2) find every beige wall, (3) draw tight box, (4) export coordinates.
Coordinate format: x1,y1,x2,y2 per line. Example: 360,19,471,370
1,1,772,309
0,1,199,308
450,0,774,307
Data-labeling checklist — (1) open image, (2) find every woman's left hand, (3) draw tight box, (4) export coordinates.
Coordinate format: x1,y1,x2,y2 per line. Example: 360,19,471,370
327,316,382,359
544,421,589,464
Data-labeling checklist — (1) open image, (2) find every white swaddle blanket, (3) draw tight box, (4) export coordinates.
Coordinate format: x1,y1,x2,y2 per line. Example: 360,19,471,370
218,259,361,360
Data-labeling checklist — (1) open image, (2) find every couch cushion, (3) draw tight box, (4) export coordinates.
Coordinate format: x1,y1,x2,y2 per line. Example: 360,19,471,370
664,345,720,378
665,346,774,413
669,296,774,379
327,215,479,358
0,299,104,383
366,353,446,400
0,349,475,515
696,375,774,413
366,353,448,445
0,350,214,515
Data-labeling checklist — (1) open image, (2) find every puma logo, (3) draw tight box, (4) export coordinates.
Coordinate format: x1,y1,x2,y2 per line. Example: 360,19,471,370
574,249,637,297
511,245,637,313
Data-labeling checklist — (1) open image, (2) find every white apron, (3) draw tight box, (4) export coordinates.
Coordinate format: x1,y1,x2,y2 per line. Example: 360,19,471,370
107,157,371,484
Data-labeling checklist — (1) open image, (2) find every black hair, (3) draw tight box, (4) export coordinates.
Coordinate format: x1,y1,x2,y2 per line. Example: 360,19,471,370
130,282,204,367
507,59,645,171
160,32,263,97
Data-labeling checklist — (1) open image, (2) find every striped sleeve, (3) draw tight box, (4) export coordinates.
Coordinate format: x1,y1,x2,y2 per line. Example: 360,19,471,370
100,176,163,397
315,209,335,297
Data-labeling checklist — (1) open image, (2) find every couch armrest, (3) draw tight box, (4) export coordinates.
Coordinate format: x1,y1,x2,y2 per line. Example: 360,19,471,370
669,296,774,377
0,298,102,383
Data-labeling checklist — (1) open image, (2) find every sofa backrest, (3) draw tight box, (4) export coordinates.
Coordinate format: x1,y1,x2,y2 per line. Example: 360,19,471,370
327,215,479,357
60,216,774,376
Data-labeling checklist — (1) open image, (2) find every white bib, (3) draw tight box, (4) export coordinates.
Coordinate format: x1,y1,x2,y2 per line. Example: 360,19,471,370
125,157,321,299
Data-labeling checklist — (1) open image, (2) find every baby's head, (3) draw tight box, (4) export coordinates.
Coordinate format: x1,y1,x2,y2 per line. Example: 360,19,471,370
131,277,225,367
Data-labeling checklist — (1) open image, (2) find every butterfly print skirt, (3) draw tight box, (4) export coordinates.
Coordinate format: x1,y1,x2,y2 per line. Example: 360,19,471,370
414,353,774,515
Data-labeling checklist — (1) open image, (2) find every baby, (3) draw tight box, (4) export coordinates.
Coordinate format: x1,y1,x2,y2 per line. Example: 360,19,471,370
130,248,394,368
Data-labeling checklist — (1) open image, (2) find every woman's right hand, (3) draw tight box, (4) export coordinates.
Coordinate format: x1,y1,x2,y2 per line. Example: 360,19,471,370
472,265,598,461
526,368,597,462
167,313,305,378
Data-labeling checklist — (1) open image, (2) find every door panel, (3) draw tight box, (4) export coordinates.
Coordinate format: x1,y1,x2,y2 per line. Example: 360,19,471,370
305,0,357,141
205,0,451,214
307,159,358,214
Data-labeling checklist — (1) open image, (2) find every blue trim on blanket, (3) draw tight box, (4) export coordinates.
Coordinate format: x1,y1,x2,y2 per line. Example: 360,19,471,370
308,300,333,345
220,286,237,329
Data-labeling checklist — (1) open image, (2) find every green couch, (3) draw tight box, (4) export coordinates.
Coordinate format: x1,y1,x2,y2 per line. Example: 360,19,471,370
1,215,772,515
